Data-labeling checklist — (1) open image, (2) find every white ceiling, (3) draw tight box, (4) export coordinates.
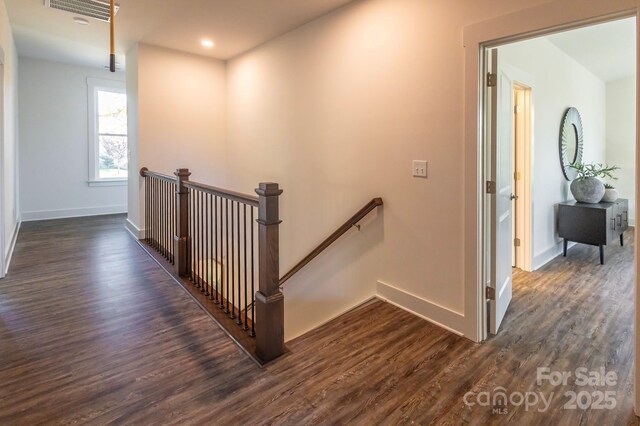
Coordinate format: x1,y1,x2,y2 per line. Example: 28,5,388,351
5,0,356,70
546,17,636,82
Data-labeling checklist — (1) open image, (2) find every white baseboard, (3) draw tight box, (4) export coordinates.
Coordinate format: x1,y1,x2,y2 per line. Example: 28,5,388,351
532,240,576,271
376,281,465,336
4,221,21,275
125,218,145,240
21,205,127,222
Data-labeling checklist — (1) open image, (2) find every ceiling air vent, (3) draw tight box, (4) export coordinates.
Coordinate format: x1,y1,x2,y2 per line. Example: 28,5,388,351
44,0,119,23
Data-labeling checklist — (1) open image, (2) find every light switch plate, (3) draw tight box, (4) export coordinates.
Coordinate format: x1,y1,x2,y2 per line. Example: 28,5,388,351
413,160,428,178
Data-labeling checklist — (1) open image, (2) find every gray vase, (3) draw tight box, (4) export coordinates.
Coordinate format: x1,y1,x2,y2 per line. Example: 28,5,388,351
570,177,605,203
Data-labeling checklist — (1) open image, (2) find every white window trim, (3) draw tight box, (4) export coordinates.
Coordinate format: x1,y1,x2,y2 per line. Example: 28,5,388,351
87,77,127,186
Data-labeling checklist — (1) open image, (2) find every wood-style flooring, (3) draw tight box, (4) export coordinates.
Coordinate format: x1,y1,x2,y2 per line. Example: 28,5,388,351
0,215,637,425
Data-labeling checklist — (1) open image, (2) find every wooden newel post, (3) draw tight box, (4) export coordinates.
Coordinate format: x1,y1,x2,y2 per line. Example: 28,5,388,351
255,182,284,362
174,168,191,277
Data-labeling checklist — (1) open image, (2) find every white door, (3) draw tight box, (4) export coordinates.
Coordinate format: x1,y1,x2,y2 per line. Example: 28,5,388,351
488,49,513,334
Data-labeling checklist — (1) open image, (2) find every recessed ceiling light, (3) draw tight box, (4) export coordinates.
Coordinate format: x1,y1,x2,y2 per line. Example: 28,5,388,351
73,17,90,25
201,39,215,48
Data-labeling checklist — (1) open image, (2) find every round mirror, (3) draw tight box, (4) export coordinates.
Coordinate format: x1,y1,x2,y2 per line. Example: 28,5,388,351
559,107,584,181
565,124,578,164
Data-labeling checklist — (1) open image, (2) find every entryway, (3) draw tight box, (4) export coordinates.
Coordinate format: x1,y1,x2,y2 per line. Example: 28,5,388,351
485,16,637,335
463,0,640,415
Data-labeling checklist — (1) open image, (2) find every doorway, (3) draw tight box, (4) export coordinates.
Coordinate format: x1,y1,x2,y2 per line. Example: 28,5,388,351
512,83,532,271
485,16,637,334
462,0,639,414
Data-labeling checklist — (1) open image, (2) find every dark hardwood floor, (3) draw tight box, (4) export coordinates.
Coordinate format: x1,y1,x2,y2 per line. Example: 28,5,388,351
0,215,637,425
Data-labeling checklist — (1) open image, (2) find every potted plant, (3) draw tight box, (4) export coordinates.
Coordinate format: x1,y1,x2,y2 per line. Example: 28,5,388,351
569,163,619,203
602,183,619,203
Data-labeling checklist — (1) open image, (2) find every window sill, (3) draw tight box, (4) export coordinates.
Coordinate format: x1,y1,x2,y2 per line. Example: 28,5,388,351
88,179,128,187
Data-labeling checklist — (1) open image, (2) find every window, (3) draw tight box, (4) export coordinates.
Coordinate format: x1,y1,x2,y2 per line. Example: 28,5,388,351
87,78,127,186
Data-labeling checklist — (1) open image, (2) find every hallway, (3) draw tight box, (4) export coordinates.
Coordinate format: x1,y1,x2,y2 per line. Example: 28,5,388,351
0,216,637,424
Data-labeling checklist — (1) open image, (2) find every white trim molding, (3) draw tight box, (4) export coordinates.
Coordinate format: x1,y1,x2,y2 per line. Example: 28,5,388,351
125,218,145,240
463,0,637,343
88,179,127,187
376,281,465,336
21,205,127,222
532,241,577,271
4,221,20,275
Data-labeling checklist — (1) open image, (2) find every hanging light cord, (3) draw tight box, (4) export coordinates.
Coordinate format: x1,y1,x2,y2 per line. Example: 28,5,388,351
109,0,115,72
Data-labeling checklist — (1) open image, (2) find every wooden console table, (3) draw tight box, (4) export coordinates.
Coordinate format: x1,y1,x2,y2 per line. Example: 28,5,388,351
558,199,628,265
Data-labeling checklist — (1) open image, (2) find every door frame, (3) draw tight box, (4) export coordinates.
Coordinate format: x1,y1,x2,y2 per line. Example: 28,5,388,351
512,80,533,272
462,0,639,412
0,47,5,279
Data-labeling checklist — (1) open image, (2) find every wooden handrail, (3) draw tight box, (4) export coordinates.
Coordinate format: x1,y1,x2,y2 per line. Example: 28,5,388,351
140,167,177,183
140,167,258,206
279,197,383,286
184,181,259,207
140,166,285,363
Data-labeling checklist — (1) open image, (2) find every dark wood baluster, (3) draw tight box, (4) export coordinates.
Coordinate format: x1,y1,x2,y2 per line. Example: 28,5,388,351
158,179,161,251
214,195,219,304
161,180,165,256
191,189,195,282
231,201,236,318
250,206,255,337
144,177,148,242
192,189,196,283
200,191,205,292
172,182,175,263
170,182,173,263
208,193,214,300
225,198,230,314
167,182,170,258
153,178,157,249
194,189,198,287
243,204,248,330
162,179,164,254
236,201,242,326
150,178,154,248
204,192,210,296
171,182,174,261
164,180,168,257
197,190,202,289
162,180,166,257
236,203,242,325
171,184,178,265
153,178,156,248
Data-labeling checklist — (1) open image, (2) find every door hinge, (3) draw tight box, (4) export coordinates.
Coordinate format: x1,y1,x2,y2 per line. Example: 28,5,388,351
514,238,520,247
486,287,496,300
486,180,496,194
514,105,522,114
514,171,521,181
487,72,497,87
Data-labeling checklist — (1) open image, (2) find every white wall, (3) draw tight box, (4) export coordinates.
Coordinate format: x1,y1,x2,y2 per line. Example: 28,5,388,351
130,0,619,340
499,38,607,270
0,0,19,272
127,44,227,235
225,0,555,339
606,76,637,224
18,57,127,220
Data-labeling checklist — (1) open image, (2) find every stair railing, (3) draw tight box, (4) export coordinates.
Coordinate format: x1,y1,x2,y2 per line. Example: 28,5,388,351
140,166,383,363
140,167,284,363
279,198,383,286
